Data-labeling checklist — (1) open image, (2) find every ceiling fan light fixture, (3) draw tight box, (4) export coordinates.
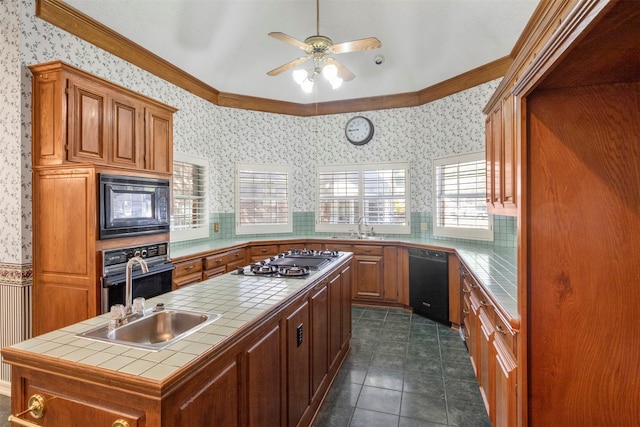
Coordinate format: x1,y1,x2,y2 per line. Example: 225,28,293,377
329,76,343,89
322,63,338,80
292,69,308,84
301,78,314,93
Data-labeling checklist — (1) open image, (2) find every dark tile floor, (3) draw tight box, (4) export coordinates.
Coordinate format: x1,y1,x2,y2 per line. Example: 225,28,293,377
0,307,489,427
313,306,490,427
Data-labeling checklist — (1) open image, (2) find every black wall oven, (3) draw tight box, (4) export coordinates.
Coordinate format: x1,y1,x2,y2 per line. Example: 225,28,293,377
101,242,175,313
99,174,170,240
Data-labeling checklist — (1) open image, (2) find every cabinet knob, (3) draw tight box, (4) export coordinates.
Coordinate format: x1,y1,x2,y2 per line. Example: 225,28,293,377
7,394,46,426
185,265,194,270
496,325,507,335
112,420,131,427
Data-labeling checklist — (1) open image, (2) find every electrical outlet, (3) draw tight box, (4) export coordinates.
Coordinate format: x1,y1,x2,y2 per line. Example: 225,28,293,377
296,324,303,347
420,222,428,231
213,222,219,233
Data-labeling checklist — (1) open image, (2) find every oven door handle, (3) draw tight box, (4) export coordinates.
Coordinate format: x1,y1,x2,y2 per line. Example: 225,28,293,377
102,262,175,287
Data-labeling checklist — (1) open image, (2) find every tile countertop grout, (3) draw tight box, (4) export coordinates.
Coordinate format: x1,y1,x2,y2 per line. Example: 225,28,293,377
6,255,354,383
171,235,518,318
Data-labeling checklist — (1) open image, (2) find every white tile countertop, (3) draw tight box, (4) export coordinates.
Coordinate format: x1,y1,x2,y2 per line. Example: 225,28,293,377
171,235,518,318
6,254,352,382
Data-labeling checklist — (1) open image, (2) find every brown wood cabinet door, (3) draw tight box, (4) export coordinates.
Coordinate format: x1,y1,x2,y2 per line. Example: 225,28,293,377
286,301,310,427
484,116,494,205
144,105,173,173
491,105,503,207
328,273,342,368
352,254,384,300
478,306,495,423
33,168,98,335
170,358,240,427
501,94,516,208
67,77,109,164
246,324,282,426
494,334,517,427
340,264,352,345
110,92,142,168
311,283,329,397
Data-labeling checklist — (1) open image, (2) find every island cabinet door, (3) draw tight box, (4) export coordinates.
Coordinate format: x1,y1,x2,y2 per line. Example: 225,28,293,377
311,281,329,398
13,382,145,426
286,300,311,427
245,323,282,426
163,355,241,426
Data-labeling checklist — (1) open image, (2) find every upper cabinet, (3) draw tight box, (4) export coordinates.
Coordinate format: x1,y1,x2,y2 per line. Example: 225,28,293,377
485,93,517,215
30,61,176,174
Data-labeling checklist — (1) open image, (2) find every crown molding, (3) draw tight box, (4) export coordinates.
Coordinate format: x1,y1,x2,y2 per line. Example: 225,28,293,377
36,0,508,116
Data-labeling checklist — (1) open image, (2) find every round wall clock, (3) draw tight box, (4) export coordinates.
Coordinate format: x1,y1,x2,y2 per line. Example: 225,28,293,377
345,116,374,145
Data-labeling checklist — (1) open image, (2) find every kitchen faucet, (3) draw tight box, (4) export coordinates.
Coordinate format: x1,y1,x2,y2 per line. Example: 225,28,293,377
125,256,149,315
357,216,368,238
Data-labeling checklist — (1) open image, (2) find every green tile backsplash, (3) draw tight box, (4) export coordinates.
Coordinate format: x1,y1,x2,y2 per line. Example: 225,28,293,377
171,212,517,250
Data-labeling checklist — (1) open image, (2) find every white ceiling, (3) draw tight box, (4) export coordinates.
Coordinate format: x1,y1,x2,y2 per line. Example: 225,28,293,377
64,0,538,104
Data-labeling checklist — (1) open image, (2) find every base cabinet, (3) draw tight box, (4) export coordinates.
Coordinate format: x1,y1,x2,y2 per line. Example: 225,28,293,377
6,256,353,427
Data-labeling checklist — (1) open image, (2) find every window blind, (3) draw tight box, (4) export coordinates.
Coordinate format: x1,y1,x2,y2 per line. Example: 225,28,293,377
316,163,410,234
238,170,289,225
433,152,492,241
171,155,208,241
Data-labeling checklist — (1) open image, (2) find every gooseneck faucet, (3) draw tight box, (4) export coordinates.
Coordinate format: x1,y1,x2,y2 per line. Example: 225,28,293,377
125,256,149,314
358,216,367,238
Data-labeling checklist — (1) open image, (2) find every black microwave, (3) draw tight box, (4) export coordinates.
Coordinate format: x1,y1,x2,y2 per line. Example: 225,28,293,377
99,174,170,239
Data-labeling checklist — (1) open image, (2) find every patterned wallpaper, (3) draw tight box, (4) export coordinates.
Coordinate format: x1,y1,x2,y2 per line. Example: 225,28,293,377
0,0,498,264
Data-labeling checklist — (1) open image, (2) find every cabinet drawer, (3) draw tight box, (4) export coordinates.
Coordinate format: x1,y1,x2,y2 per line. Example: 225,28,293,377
203,265,226,280
327,244,353,253
205,253,229,269
227,259,246,272
250,245,279,257
174,259,203,277
228,248,246,263
352,245,383,256
493,312,516,357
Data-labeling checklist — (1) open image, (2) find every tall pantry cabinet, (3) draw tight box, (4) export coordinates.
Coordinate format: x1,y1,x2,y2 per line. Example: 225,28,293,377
30,61,176,335
485,1,640,425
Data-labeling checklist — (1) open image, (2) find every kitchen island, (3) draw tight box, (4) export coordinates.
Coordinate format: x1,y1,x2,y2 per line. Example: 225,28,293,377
2,252,353,426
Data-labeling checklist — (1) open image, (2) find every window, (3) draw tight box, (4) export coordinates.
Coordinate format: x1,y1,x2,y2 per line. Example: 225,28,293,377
171,153,208,242
433,152,493,241
236,163,292,235
316,162,410,234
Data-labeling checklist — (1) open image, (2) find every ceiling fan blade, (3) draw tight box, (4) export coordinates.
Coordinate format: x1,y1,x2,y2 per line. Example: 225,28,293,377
330,37,382,54
268,32,310,51
267,55,312,76
324,58,355,81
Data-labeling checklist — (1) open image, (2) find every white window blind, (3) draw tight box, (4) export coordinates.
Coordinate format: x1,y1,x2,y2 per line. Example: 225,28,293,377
433,152,493,241
171,153,208,242
316,162,410,234
236,163,292,235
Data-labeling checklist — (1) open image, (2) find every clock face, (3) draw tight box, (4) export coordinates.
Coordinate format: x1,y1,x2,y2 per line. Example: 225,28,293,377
345,116,374,145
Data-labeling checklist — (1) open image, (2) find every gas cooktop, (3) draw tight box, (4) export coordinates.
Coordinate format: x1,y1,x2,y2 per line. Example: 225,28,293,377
235,249,341,278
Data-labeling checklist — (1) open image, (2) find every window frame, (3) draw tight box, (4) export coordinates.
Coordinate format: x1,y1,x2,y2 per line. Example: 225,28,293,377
170,152,209,243
235,162,293,235
315,162,411,235
432,152,493,241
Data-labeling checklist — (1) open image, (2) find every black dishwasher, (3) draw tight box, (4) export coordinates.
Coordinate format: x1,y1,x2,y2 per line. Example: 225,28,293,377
409,248,449,325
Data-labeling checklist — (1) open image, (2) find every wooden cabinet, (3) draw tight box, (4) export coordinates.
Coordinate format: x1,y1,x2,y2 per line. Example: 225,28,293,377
32,166,100,336
30,61,176,174
245,323,282,426
173,258,203,288
485,93,517,215
310,282,329,398
285,301,310,426
250,244,279,263
175,248,247,285
352,245,384,301
460,262,516,426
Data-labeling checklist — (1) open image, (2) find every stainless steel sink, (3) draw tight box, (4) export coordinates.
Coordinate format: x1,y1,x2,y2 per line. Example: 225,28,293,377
77,307,222,351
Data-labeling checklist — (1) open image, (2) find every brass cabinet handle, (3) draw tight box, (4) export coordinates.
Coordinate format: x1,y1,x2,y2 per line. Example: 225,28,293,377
496,325,507,335
8,394,45,426
185,265,194,270
462,288,471,294
112,420,130,427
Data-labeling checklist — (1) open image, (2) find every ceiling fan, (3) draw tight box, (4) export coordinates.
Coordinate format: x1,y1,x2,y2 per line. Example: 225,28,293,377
267,0,381,88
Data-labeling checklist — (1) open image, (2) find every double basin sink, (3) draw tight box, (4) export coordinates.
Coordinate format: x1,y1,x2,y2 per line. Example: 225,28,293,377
78,306,222,351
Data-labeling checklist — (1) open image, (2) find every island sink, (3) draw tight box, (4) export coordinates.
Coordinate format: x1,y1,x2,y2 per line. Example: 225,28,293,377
78,307,222,351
